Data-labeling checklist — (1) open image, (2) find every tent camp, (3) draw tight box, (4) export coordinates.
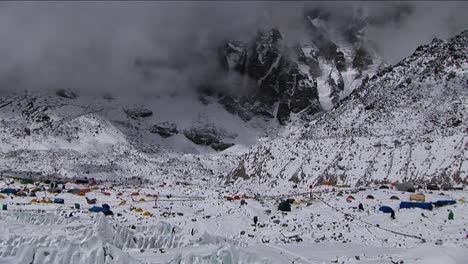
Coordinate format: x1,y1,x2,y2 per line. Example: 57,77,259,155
379,206,394,214
390,196,400,200
400,201,433,211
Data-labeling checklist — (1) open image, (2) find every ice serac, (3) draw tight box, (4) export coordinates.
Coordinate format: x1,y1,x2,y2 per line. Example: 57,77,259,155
231,30,468,187
218,28,321,124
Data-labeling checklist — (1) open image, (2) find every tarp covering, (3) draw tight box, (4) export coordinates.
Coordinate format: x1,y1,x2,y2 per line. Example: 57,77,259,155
89,204,113,215
433,200,456,207
278,200,291,212
400,201,433,211
1,188,17,195
379,206,394,214
53,198,65,204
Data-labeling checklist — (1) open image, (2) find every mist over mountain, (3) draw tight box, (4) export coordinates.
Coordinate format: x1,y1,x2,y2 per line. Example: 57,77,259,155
0,1,466,100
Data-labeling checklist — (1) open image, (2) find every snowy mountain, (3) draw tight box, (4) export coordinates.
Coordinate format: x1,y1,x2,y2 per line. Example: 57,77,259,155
229,30,467,187
0,12,466,188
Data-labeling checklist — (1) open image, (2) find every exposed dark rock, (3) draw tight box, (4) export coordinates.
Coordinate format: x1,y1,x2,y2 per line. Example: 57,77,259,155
150,122,178,138
247,28,283,80
218,96,252,122
55,89,77,99
124,107,153,119
217,28,321,125
335,50,346,71
183,127,235,151
353,47,373,71
219,41,247,73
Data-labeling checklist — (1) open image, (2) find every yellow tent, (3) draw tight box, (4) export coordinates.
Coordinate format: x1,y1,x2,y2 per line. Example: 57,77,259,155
143,211,152,217
30,199,37,203
0,194,6,199
135,208,143,212
139,198,146,202
119,201,127,206
458,198,465,203
40,199,47,203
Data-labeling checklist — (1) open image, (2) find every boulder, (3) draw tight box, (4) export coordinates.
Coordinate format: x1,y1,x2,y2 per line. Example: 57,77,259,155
150,122,178,138
183,126,235,151
124,107,153,119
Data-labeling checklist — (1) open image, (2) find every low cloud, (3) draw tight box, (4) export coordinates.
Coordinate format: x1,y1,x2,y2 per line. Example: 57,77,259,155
0,1,465,97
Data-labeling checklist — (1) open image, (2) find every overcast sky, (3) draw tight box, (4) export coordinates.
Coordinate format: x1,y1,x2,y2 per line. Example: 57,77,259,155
0,1,466,96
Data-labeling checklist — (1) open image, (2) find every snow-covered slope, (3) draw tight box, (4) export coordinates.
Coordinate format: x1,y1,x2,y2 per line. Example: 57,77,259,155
231,30,468,187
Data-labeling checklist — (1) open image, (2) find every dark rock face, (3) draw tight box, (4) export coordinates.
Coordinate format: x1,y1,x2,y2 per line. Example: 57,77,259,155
219,41,248,73
124,107,153,119
150,122,178,138
247,28,283,80
217,28,321,124
183,127,234,151
218,96,252,122
55,89,77,99
334,50,346,71
353,47,373,71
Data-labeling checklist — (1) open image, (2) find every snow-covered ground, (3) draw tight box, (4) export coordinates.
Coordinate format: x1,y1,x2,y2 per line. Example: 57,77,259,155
1,178,467,263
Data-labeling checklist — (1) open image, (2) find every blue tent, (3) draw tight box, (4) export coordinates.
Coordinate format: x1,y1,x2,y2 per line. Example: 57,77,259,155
278,200,291,212
89,206,104,213
53,198,65,204
433,200,456,207
378,206,394,214
1,188,17,195
400,201,433,211
89,204,113,216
